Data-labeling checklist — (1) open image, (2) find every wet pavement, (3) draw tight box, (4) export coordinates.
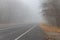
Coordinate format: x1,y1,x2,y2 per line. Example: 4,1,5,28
0,24,47,40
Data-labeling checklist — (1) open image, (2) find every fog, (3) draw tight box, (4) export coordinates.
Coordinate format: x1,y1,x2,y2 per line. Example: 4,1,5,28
0,0,40,24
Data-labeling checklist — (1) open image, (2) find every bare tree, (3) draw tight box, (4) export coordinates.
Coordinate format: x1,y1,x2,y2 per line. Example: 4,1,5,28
39,0,60,27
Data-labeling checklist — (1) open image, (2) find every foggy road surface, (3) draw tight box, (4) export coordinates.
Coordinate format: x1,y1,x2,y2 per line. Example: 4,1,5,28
0,24,47,40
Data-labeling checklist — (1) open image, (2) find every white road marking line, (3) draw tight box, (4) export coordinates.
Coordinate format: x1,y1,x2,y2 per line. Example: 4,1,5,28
0,24,31,30
0,24,30,30
0,27,13,30
0,28,9,30
15,25,36,40
0,29,5,30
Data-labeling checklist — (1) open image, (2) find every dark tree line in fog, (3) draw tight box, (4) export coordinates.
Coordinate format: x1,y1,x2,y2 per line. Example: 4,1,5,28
40,0,60,26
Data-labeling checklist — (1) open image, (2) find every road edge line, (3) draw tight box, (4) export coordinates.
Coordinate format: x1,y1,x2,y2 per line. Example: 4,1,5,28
15,25,36,40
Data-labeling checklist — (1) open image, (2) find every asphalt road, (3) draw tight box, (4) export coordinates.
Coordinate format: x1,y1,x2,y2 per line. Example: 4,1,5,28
0,24,47,40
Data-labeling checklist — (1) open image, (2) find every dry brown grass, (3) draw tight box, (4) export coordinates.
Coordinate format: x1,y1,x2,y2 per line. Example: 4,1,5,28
39,23,60,33
39,23,60,40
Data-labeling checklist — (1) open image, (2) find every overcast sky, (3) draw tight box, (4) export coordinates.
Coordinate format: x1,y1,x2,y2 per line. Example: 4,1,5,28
21,0,41,23
0,0,41,24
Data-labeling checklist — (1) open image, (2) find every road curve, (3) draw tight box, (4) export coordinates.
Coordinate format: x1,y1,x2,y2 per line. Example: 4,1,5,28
0,24,47,40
